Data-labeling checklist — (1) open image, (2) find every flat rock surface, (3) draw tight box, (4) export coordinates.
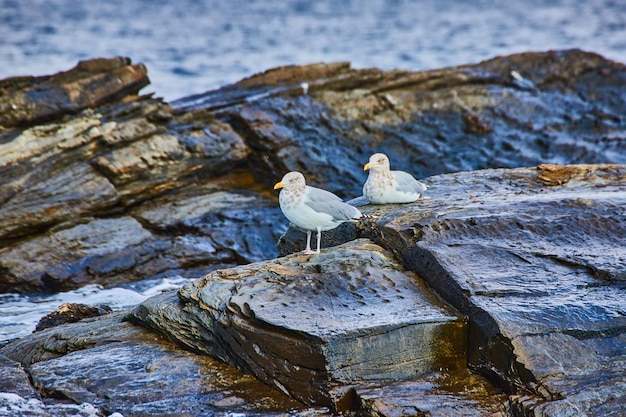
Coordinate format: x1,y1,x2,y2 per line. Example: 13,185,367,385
356,372,509,417
130,239,467,408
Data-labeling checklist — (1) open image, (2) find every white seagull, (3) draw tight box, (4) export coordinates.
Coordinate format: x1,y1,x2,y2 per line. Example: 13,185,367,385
363,153,429,204
274,171,362,254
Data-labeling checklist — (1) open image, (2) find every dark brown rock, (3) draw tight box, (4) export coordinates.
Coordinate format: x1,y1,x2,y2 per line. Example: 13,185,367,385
176,49,626,198
34,303,112,332
0,57,270,293
0,57,149,128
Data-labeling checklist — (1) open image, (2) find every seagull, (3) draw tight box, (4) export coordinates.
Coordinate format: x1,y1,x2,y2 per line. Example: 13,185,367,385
274,171,362,254
363,153,429,204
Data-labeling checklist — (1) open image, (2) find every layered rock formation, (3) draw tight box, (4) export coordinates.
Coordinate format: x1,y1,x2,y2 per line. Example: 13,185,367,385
0,50,625,416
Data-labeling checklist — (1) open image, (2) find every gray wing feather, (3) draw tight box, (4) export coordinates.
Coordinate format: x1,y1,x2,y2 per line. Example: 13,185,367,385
305,186,362,220
393,170,429,194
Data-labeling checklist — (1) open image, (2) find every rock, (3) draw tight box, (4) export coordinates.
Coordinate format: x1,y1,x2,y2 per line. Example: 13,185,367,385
354,164,626,415
3,50,626,294
0,57,273,293
0,354,39,401
129,239,469,409
177,49,626,197
356,372,509,417
34,303,112,332
0,354,104,417
0,311,316,417
1,51,625,416
130,171,287,264
2,162,624,415
0,57,148,127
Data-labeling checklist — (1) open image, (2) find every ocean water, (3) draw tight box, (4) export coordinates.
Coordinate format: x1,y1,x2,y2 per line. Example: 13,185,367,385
1,0,626,346
1,0,625,102
0,276,191,343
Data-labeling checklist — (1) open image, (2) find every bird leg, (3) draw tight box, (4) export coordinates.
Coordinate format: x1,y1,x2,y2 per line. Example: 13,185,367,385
302,230,317,255
315,228,322,254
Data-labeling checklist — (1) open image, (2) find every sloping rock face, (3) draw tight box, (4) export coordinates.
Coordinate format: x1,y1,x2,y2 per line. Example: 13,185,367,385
129,240,468,407
0,312,309,417
178,49,626,198
0,58,281,293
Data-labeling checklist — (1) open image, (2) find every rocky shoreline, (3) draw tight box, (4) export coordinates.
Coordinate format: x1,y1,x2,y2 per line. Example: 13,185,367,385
0,50,625,416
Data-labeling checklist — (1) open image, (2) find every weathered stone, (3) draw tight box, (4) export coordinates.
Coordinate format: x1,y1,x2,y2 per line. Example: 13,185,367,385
1,51,626,416
0,217,152,292
130,170,286,263
0,57,256,292
1,311,317,417
0,161,119,241
3,50,626,294
356,164,626,415
0,57,149,127
355,371,509,417
175,49,626,197
0,311,142,365
0,354,39,400
129,239,466,408
28,342,307,417
34,303,112,332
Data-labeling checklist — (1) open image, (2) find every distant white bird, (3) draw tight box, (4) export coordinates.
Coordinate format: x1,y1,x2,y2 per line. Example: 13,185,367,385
274,171,362,254
363,153,429,204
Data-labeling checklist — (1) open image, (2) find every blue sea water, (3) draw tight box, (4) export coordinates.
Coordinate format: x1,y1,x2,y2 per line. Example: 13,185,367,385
1,0,626,102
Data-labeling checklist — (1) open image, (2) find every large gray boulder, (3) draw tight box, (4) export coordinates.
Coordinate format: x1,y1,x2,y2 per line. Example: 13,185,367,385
357,163,626,416
128,240,468,408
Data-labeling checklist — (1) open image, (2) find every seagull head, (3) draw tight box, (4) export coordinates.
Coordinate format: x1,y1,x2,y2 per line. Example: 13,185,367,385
274,171,307,190
364,153,390,172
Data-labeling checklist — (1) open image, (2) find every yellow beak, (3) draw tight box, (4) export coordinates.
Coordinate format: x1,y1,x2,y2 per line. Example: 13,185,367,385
364,163,371,171
273,181,285,190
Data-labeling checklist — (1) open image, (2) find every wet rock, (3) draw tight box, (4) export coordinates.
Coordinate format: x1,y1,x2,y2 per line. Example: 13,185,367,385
0,57,269,293
1,51,625,416
356,164,626,415
176,49,626,197
356,371,509,417
34,303,112,332
3,50,626,294
0,217,152,293
0,57,148,127
1,311,316,417
0,354,39,401
129,239,467,409
130,171,286,264
0,354,104,417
